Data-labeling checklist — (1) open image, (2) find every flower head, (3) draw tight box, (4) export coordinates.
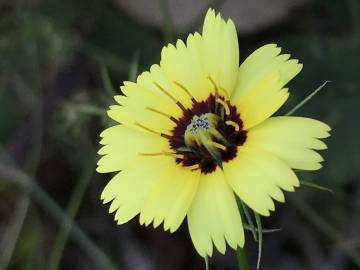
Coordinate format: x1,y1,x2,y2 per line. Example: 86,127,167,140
97,8,330,257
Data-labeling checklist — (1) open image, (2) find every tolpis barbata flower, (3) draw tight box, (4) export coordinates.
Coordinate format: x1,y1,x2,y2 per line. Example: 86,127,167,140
97,8,331,257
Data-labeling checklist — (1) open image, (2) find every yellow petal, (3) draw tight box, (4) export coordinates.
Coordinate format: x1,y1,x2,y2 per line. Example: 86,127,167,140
137,64,193,110
160,34,210,101
139,165,200,233
247,116,330,170
97,125,169,173
112,93,176,134
187,169,244,257
114,158,177,225
231,43,302,103
101,155,174,221
160,9,239,102
224,145,300,215
202,9,239,95
120,81,180,117
235,71,289,129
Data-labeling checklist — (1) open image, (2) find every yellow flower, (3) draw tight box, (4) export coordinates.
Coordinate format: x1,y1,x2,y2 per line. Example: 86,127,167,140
97,8,330,257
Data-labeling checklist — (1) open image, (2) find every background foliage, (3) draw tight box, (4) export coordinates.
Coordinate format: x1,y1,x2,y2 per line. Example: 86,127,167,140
0,0,359,269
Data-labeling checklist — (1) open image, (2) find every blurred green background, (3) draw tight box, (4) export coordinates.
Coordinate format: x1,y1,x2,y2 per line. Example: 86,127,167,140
0,0,359,269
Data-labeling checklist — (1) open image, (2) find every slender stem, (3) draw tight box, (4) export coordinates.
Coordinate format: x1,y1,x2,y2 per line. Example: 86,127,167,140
240,201,257,241
204,256,210,270
243,224,282,234
254,213,263,270
0,43,44,269
300,180,334,193
32,179,117,270
286,81,330,116
0,195,30,269
236,247,250,270
100,64,117,97
129,51,140,82
71,104,105,116
0,163,118,270
47,156,95,270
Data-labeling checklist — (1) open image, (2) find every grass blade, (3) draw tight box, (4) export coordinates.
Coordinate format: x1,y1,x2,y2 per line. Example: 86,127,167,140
300,180,334,193
286,81,330,116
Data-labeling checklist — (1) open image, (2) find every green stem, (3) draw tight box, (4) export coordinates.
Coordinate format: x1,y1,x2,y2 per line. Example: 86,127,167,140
47,156,95,270
0,195,30,269
100,65,117,97
240,201,257,241
204,256,209,270
254,213,263,270
65,103,104,116
31,180,117,270
286,81,330,116
0,163,118,270
129,51,140,82
236,247,250,270
300,180,334,193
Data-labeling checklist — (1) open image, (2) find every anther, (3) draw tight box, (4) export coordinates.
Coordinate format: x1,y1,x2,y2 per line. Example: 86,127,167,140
153,82,187,112
160,133,173,140
216,98,230,115
207,140,227,151
209,127,231,146
173,81,196,103
225,120,240,131
186,164,199,171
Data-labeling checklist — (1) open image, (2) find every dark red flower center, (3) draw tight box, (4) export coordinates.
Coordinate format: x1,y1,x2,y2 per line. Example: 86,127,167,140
168,94,247,174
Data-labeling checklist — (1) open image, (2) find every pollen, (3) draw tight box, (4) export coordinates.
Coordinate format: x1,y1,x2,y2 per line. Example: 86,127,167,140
188,115,211,134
